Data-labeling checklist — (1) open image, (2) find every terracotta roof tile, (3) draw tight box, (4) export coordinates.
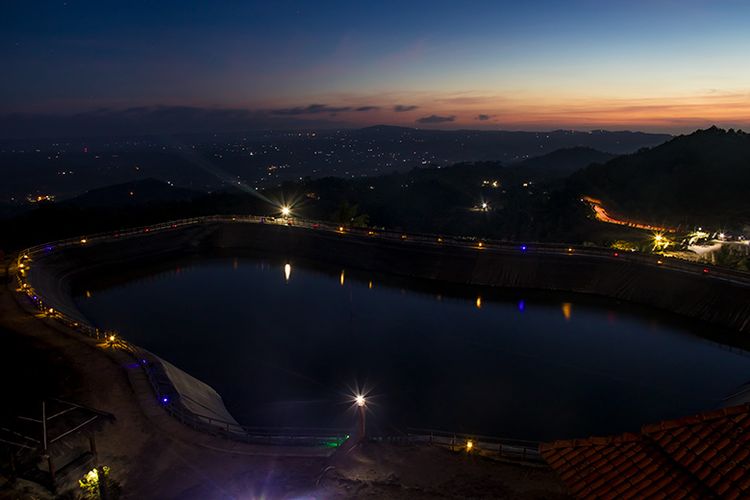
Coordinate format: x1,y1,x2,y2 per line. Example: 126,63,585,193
542,403,750,498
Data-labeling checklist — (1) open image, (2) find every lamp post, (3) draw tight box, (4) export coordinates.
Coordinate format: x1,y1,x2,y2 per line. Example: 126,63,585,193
355,394,366,441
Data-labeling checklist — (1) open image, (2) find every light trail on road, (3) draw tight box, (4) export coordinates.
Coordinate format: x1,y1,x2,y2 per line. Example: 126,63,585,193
582,196,677,233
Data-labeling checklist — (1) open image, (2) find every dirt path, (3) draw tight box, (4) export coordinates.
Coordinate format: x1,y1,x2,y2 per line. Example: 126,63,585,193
0,262,568,499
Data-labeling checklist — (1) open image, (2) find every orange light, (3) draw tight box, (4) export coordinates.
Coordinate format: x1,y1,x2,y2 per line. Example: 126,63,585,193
561,302,572,321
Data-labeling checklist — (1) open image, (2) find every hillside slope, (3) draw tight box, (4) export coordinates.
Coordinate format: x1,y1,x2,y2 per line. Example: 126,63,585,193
569,127,750,228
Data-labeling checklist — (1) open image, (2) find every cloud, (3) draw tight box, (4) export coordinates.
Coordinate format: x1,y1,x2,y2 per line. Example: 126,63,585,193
271,103,353,115
416,114,455,124
394,104,418,112
476,114,493,121
355,106,380,112
0,106,352,139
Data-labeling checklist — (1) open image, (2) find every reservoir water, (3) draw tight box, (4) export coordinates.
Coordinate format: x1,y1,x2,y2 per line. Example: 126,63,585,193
74,253,750,441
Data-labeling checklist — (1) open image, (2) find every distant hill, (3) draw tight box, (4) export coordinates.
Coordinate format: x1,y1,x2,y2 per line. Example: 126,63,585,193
569,127,750,228
509,147,616,179
63,178,200,208
354,126,670,158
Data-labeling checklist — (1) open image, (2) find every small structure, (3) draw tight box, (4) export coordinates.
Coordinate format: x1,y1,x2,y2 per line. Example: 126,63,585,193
541,403,750,498
0,399,114,492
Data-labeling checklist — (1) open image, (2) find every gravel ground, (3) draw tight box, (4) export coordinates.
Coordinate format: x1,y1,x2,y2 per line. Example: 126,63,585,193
0,263,568,499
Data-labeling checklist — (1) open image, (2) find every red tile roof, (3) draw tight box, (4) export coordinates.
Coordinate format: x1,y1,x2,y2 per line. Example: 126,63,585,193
540,403,750,499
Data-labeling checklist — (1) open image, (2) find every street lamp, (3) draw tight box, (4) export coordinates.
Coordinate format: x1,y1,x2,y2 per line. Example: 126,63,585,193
281,206,291,217
354,394,367,441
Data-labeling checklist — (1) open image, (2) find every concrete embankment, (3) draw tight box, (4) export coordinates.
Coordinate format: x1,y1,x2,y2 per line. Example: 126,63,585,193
207,222,750,334
28,219,750,340
21,219,750,445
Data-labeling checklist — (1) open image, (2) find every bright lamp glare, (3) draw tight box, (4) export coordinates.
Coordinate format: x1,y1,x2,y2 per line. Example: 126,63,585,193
281,206,291,216
355,394,366,407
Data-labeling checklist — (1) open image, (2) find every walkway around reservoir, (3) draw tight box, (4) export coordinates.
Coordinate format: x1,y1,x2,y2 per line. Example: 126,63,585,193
10,213,750,454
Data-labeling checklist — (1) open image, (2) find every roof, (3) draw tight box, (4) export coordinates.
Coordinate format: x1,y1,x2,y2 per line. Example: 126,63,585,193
540,403,750,499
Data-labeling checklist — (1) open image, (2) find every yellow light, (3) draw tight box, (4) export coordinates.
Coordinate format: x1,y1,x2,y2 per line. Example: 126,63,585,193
437,237,443,243
355,394,366,407
340,270,345,286
475,296,482,309
48,308,54,314
108,334,116,342
477,242,483,248
18,264,24,269
284,263,291,282
80,238,87,244
567,247,573,253
562,302,572,321
466,440,474,452
338,226,344,232
368,281,373,289
281,206,291,217
401,234,407,240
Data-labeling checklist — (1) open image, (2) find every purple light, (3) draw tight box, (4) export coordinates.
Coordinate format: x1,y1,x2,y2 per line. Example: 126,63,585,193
518,300,525,312
520,245,527,252
161,396,169,404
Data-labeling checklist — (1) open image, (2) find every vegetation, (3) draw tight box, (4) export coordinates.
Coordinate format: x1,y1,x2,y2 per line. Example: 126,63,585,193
569,127,750,229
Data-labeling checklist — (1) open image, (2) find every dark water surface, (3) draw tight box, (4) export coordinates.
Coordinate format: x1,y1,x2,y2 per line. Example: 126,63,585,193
74,254,750,441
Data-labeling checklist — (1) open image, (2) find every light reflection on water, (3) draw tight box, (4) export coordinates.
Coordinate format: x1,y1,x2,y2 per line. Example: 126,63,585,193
75,255,750,440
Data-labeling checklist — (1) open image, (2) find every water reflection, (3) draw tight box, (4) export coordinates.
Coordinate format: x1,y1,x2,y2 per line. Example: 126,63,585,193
74,255,750,440
562,302,572,321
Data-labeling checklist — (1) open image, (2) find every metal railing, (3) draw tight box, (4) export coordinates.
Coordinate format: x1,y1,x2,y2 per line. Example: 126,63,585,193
13,213,750,449
373,428,544,463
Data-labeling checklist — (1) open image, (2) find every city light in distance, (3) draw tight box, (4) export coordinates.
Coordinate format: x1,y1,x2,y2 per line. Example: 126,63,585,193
281,206,291,217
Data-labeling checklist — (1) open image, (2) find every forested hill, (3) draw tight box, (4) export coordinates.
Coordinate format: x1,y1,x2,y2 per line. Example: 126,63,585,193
569,127,750,228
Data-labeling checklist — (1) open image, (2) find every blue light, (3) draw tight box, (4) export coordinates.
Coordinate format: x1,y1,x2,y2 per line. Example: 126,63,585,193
518,300,525,312
520,245,527,252
161,396,169,404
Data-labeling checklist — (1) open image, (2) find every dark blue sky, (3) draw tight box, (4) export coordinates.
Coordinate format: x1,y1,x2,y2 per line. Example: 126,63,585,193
2,1,749,135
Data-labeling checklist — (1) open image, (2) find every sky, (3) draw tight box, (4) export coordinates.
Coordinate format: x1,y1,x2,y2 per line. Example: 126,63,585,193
2,0,750,136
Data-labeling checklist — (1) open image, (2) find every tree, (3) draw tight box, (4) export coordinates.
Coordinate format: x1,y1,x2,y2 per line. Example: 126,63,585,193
333,201,369,228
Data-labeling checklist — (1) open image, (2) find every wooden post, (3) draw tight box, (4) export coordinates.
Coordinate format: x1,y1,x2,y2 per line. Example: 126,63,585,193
42,401,56,492
89,434,98,463
7,446,17,483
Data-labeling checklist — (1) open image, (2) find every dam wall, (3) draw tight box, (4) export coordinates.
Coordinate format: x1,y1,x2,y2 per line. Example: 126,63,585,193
208,222,750,334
